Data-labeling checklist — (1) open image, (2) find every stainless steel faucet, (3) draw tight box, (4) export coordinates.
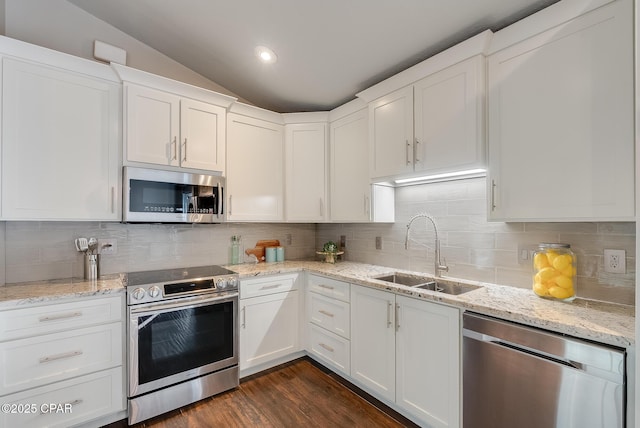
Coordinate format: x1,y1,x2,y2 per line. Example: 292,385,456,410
405,213,449,277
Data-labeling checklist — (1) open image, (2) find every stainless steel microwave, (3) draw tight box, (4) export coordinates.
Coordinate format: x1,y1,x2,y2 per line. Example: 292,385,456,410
123,167,225,223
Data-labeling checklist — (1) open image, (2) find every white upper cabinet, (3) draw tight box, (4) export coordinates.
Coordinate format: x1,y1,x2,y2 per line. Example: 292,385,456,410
226,105,285,221
359,31,491,182
413,55,485,174
284,114,328,222
329,105,371,222
369,86,415,179
125,84,180,167
487,0,634,221
1,41,121,221
114,64,235,175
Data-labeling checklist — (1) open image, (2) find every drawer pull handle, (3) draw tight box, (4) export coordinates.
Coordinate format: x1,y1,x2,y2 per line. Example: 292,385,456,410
39,350,83,364
39,311,82,322
319,343,334,353
261,284,282,290
319,310,334,318
65,399,83,407
318,284,334,290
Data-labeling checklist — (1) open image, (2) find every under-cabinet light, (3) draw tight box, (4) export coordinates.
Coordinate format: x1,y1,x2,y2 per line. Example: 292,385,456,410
394,168,486,185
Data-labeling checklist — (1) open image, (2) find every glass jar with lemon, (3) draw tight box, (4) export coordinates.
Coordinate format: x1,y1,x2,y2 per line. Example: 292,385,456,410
532,243,576,302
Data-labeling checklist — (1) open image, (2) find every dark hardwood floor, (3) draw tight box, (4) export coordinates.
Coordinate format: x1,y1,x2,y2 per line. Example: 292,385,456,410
106,358,418,427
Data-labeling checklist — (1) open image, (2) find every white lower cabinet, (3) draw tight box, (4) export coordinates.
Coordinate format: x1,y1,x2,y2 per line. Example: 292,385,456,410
306,274,351,376
350,285,460,428
0,295,125,428
239,274,301,373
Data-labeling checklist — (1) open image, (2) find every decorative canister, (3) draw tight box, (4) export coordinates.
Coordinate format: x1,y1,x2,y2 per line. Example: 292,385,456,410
532,243,576,301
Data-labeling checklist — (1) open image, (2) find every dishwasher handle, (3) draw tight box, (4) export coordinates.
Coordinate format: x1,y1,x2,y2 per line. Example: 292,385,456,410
491,338,583,370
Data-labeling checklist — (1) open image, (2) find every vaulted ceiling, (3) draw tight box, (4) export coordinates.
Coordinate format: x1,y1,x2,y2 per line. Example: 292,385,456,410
70,0,558,113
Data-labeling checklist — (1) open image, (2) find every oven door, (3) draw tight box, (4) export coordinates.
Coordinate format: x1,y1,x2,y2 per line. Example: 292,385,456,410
128,292,238,397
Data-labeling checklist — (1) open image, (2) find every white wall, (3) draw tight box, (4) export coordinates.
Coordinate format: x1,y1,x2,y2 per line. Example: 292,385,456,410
3,0,246,101
317,177,636,305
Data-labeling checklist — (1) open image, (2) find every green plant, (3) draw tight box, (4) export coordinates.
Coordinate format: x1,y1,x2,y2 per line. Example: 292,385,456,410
323,241,338,253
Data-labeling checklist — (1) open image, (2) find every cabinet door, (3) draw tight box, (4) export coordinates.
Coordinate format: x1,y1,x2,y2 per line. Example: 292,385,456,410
369,86,414,179
414,55,484,174
330,109,371,222
2,58,120,220
285,122,327,221
227,113,284,221
487,0,634,221
396,295,460,428
180,98,226,173
350,285,395,402
239,291,299,370
125,84,180,167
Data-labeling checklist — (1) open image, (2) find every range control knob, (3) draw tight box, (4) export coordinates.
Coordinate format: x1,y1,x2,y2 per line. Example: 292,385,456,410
227,277,238,289
148,286,161,298
216,278,228,290
131,287,146,301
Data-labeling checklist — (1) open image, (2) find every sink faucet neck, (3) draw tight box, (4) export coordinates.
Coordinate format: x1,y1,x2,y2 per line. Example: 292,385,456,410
405,213,448,277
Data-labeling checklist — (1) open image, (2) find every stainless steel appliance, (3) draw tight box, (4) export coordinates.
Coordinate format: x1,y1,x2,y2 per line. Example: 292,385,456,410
463,312,626,428
123,166,225,223
126,265,239,425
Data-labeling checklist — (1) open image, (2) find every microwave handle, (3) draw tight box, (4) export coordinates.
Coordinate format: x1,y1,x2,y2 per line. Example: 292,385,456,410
217,183,223,218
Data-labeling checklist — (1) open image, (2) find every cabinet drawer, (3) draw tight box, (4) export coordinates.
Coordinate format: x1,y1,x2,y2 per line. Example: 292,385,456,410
308,292,350,339
1,366,124,428
308,324,350,376
0,295,123,341
0,322,122,395
308,275,350,302
240,274,298,299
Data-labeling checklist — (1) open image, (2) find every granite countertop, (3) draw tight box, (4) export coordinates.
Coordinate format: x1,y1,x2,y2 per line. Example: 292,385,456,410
0,260,634,348
0,274,125,309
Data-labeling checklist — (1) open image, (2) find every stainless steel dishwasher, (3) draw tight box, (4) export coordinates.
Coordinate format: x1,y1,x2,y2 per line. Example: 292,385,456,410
463,312,626,428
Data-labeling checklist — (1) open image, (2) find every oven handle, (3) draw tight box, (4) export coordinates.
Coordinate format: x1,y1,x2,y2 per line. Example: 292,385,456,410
129,292,238,316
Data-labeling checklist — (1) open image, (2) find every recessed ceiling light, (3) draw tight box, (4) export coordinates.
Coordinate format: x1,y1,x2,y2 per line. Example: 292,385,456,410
255,46,277,64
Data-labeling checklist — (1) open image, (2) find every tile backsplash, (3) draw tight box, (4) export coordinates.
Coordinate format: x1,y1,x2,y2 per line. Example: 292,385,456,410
0,222,316,284
317,177,636,306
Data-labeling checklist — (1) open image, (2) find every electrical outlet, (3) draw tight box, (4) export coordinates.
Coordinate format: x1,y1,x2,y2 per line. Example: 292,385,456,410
98,239,117,255
340,235,346,249
604,249,625,274
375,236,382,250
286,234,292,245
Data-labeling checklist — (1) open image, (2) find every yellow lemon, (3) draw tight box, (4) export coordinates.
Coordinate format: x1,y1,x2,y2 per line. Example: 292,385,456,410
549,286,573,300
538,267,558,282
533,253,550,270
552,254,572,271
533,282,549,296
553,275,573,289
545,250,559,265
560,265,574,277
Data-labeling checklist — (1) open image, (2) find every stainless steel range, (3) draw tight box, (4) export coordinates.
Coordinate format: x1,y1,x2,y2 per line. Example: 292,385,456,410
126,265,239,425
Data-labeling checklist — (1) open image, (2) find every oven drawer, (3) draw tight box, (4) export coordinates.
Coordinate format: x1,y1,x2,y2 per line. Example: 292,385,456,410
0,322,122,395
240,274,298,299
0,295,124,341
308,275,350,302
0,367,124,428
308,292,350,339
308,324,350,376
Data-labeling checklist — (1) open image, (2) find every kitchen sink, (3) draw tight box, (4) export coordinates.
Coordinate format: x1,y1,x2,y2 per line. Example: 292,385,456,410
414,281,481,295
373,272,481,295
373,272,433,287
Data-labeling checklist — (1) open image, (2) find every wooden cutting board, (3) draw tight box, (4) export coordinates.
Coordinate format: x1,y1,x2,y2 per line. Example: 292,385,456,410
245,239,280,262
